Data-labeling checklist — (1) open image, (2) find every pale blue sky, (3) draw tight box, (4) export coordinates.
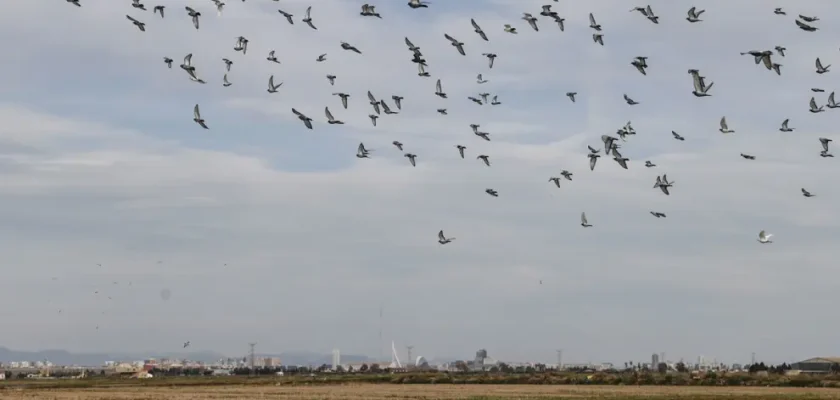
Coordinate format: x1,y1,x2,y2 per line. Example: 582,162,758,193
0,0,838,365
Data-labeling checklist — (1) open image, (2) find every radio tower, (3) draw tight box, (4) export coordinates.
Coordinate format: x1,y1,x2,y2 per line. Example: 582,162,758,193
406,345,414,367
378,305,383,362
249,343,257,376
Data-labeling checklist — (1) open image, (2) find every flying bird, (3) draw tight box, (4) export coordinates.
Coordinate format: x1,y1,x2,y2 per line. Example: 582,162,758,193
267,75,282,93
719,117,734,133
828,92,840,108
185,6,201,29
504,24,518,34
267,50,280,63
485,189,498,197
435,79,447,98
631,57,648,75
650,211,666,218
690,70,713,96
623,94,639,105
471,19,488,41
193,104,208,129
66,0,81,6
779,119,793,132
589,13,601,30
672,131,685,141
456,145,466,158
686,6,704,22
317,54,327,62
482,53,496,68
477,74,488,84
522,13,539,31
368,91,381,114
392,96,403,110
125,15,146,31
360,4,382,18
477,155,490,166
131,0,146,10
548,177,561,188
333,93,350,109
809,97,824,113
163,57,173,68
325,107,344,124
580,212,592,228
326,75,336,85
303,6,317,29
444,33,466,56
645,161,656,167
278,9,294,24
757,230,773,244
292,108,313,129
438,230,454,244
222,73,231,87
356,142,371,158
567,92,577,102
153,5,164,17
740,153,756,160
368,114,378,126
801,188,815,197
593,33,604,46
816,58,830,74
796,19,817,31
183,341,190,348
341,42,362,54
819,137,832,152
392,141,403,151
404,153,417,167
408,0,429,9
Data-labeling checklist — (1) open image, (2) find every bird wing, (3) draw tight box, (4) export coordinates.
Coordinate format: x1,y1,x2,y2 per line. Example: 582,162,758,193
405,37,415,49
438,230,445,240
305,6,311,19
185,6,195,13
688,6,696,17
436,79,442,92
325,107,334,121
193,104,201,119
589,13,596,25
471,18,480,31
268,75,274,88
810,97,818,109
759,230,766,240
126,15,139,23
358,142,367,153
830,92,836,105
782,118,789,128
581,212,588,224
589,155,597,171
795,19,812,29
816,58,824,70
444,33,456,44
692,73,704,92
184,53,192,66
292,108,303,118
223,74,230,84
367,91,376,102
720,117,728,130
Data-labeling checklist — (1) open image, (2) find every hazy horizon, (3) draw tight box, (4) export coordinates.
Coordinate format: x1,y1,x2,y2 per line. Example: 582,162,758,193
1,0,838,366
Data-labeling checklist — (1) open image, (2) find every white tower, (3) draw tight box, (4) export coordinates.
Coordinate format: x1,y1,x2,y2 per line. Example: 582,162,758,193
390,341,402,368
332,349,341,369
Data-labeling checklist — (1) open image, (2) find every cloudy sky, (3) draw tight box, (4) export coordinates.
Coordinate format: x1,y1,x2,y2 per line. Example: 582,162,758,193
0,0,838,365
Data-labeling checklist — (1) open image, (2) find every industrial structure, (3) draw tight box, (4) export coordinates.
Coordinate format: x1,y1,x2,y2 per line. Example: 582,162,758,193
791,357,840,373
331,349,341,369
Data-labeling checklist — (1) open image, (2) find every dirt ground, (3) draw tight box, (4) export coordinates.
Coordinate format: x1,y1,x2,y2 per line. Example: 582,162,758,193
2,384,840,400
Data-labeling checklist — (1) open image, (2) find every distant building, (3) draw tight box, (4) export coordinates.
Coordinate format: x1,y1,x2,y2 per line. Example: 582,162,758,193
651,353,659,368
791,357,840,373
332,349,341,369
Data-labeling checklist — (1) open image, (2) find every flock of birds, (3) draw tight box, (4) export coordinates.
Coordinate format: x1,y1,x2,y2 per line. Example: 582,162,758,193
59,0,840,257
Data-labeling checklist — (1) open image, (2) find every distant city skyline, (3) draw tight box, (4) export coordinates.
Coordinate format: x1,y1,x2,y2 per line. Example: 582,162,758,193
1,0,839,364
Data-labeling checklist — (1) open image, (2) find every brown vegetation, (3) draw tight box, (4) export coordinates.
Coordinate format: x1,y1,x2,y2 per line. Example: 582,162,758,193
2,383,840,400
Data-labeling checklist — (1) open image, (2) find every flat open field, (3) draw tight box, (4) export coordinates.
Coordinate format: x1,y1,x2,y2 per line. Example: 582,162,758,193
3,384,840,400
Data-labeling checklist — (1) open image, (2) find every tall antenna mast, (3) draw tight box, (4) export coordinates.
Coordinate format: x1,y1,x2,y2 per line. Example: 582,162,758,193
406,345,414,367
248,342,257,376
378,305,383,363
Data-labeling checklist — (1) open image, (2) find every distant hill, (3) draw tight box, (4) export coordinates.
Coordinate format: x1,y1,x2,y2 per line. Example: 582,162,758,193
0,347,376,367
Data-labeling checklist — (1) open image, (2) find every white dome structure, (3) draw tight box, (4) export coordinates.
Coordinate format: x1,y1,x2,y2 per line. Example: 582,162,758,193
415,356,428,367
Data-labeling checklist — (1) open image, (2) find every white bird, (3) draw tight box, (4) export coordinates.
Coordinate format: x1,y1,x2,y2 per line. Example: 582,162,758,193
580,212,592,228
809,97,824,113
757,230,773,244
222,73,231,87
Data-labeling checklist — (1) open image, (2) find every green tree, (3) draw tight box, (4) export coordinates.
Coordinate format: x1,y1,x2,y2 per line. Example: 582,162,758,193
675,362,687,373
657,362,668,373
359,363,368,372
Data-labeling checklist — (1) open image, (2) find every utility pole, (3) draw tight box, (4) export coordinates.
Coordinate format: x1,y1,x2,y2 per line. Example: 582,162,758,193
556,349,563,370
406,345,414,366
249,343,257,376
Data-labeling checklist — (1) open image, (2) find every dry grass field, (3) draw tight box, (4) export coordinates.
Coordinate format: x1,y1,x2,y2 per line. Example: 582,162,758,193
2,384,840,400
